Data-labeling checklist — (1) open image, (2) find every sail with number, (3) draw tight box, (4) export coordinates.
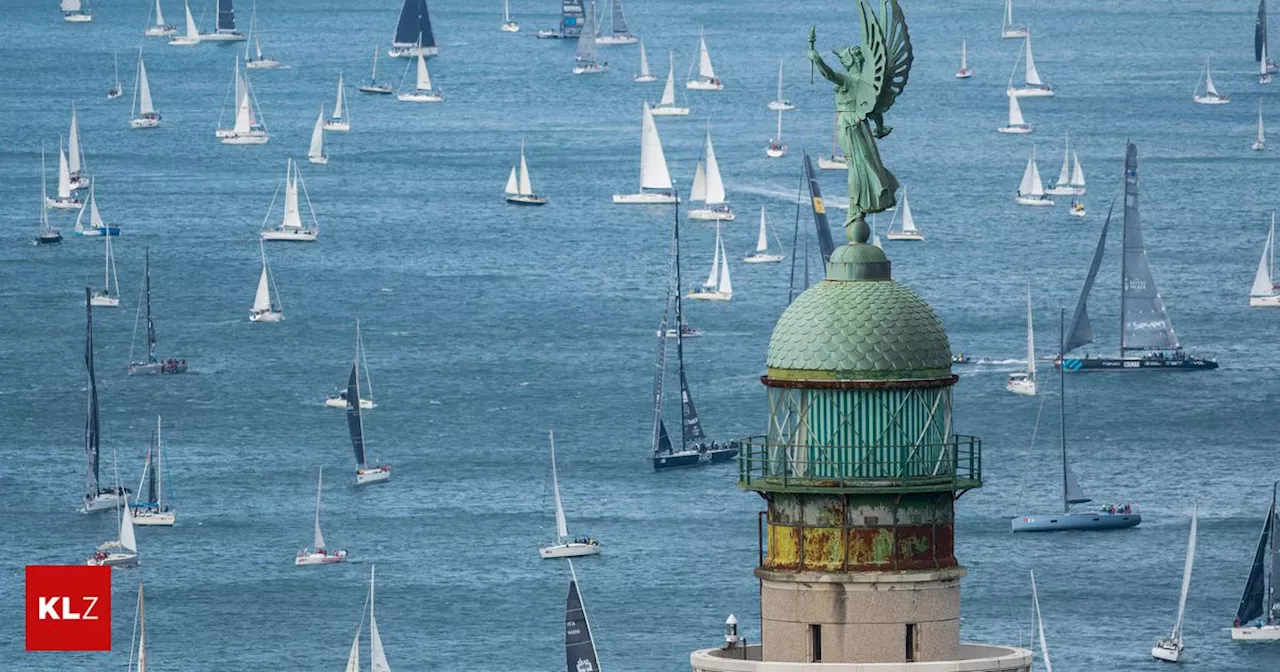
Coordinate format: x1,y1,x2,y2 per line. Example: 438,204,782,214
1119,143,1179,352
803,152,836,262
678,369,704,443
565,577,601,672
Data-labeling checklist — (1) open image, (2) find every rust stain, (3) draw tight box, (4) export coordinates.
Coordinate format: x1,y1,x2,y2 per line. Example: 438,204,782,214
765,524,801,570
802,527,844,571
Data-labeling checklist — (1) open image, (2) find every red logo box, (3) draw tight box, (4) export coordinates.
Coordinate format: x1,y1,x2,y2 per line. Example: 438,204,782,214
25,565,112,651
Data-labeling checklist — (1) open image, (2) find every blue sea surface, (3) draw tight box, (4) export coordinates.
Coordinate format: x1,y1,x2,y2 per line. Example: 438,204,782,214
2,0,1279,670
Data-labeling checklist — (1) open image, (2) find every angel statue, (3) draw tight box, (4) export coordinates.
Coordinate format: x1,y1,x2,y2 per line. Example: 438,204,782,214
807,0,913,243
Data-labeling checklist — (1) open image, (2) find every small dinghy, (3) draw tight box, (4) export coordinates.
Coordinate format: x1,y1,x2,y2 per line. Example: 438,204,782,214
956,38,973,78
295,468,348,566
108,51,123,99
538,430,602,559
884,188,923,240
767,60,795,110
501,0,519,32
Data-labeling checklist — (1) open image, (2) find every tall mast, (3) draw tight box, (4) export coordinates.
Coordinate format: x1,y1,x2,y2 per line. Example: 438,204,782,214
1059,309,1068,514
673,192,687,454
145,248,156,363
1271,482,1278,624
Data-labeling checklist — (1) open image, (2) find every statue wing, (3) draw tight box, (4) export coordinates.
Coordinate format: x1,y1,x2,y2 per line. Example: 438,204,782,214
873,0,913,116
853,0,889,119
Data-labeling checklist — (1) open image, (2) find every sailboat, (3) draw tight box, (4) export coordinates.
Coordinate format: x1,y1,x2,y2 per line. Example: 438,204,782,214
129,51,161,129
359,45,394,94
132,416,177,526
1015,146,1053,206
168,0,201,45
68,106,89,190
389,0,437,57
87,490,139,566
956,38,973,78
74,179,122,236
89,232,120,307
249,240,284,322
767,59,795,111
62,0,92,22
1152,504,1198,661
1005,288,1036,395
1059,144,1218,371
244,3,281,69
295,468,348,565
308,106,328,164
1012,310,1141,532
1263,42,1274,84
127,249,189,375
35,150,62,245
685,29,723,90
1009,31,1053,97
650,52,690,116
1046,134,1079,195
128,583,148,672
743,207,784,263
613,103,677,203
504,140,548,205
348,332,392,485
324,321,376,409
565,563,603,672
1001,0,1027,39
108,52,123,99
397,43,444,101
1255,103,1267,151
766,106,787,157
538,430,602,559
1260,1,1280,73
687,222,732,301
537,0,585,39
324,73,351,131
1030,571,1053,672
501,0,519,32
342,568,392,670
654,204,738,469
1193,57,1229,104
1231,484,1280,640
997,58,1032,133
199,0,246,41
261,159,320,241
218,58,269,144
596,0,637,44
572,3,607,74
1251,213,1280,307
885,187,923,240
818,118,847,170
689,127,733,220
633,40,656,82
145,0,177,36
81,289,133,513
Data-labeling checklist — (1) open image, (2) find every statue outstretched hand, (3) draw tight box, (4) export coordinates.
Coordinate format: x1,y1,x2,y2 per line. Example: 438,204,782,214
807,26,819,62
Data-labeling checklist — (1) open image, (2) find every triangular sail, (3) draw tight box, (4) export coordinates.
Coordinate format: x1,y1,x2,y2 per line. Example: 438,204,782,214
1170,505,1198,641
1055,138,1071,186
1065,204,1111,352
696,32,715,79
900,190,917,232
961,39,967,69
1205,60,1220,96
1119,143,1179,352
89,182,105,229
1070,152,1085,188
137,55,154,116
344,601,364,672
394,0,435,48
154,0,166,26
1261,0,1271,61
574,6,598,63
1252,217,1276,297
659,56,676,105
84,290,101,497
703,224,720,286
518,144,533,196
415,51,432,91
120,499,138,553
309,108,325,160
145,443,158,506
136,583,147,672
565,578,601,672
1261,105,1268,144
369,567,391,672
282,161,303,230
638,40,651,76
1236,491,1275,624
656,420,674,454
253,266,271,313
690,162,707,202
57,144,72,199
1031,571,1053,672
679,368,704,443
1024,289,1036,379
1018,150,1040,196
333,74,346,120
217,0,236,32
233,67,253,134
755,207,769,253
183,1,198,39
703,131,726,205
609,0,628,35
144,250,157,362
1063,461,1089,506
549,430,569,542
638,103,673,190
69,108,83,176
313,468,326,550
504,167,518,195
1023,33,1042,86
717,234,732,294
1007,92,1025,126
347,363,367,469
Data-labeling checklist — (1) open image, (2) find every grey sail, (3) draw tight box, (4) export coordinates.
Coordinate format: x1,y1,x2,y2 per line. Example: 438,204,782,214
346,363,366,469
679,369,704,443
1272,508,1280,618
565,579,601,672
145,433,158,505
394,0,436,48
1259,0,1269,62
1064,202,1113,353
1063,462,1090,506
84,288,101,497
1237,492,1275,624
609,0,628,35
656,420,674,455
145,249,157,364
574,4,598,62
651,323,669,455
803,152,837,263
217,0,236,31
1119,143,1180,353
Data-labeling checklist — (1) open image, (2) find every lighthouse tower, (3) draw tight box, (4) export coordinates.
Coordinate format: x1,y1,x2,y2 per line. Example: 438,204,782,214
690,236,1032,670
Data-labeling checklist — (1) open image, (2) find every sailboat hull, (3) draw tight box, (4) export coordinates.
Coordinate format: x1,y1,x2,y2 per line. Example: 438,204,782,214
1058,355,1218,371
505,194,549,206
249,310,284,323
538,542,602,559
1193,95,1229,105
596,34,638,45
64,13,93,22
132,509,176,526
89,294,119,308
1002,28,1028,39
389,45,438,58
743,253,784,264
1045,185,1079,196
1012,511,1141,532
1005,376,1036,396
1015,195,1054,206
689,206,735,221
1231,624,1280,640
199,31,246,42
145,26,178,37
613,192,678,204
686,78,723,90
397,91,444,102
83,490,132,513
502,22,520,33
1151,640,1182,661
168,36,201,46
87,552,138,567
956,69,973,79
768,100,796,111
686,289,731,301
649,105,690,117
129,117,161,129
308,155,329,165
245,59,282,69
261,230,318,242
323,120,350,132
221,133,270,145
128,360,189,375
358,84,394,94
765,144,787,158
1010,86,1054,98
652,445,739,470
1250,294,1280,307
46,197,83,211
633,74,658,83
886,231,925,241
324,396,375,409
818,155,847,170
356,466,392,485
572,64,609,75
295,549,348,566
37,232,64,245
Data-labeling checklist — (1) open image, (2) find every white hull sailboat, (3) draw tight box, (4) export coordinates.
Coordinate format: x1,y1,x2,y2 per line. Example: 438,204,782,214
956,38,973,78
308,106,328,164
87,497,139,567
326,396,374,409
595,0,637,44
686,29,723,90
689,128,733,220
48,141,82,210
397,46,444,101
168,0,200,45
1194,57,1230,104
766,105,787,157
324,321,376,409
572,3,608,74
261,159,320,241
1231,484,1280,640
129,51,161,129
200,0,246,41
997,79,1031,134
35,150,63,245
81,290,133,514
218,57,269,144
68,107,89,190
132,416,177,526
501,0,519,32
146,0,177,36
687,222,732,301
742,206,783,263
818,119,847,169
343,567,394,672
346,325,392,485
504,139,548,205
1001,0,1027,39
1255,103,1267,151
295,468,348,565
768,59,795,111
62,0,92,22
613,102,678,203
1009,31,1053,97
1251,214,1280,307
633,39,657,82
538,430,602,559
1015,146,1054,206
650,52,690,116
359,45,394,94
244,4,281,69
324,73,351,131
1006,288,1037,396
89,232,121,307
74,179,121,237
1046,134,1080,195
885,188,923,240
1152,504,1198,662
249,240,284,322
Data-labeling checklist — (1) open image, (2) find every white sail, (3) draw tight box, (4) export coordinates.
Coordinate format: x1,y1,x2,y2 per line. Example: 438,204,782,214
369,567,391,672
136,584,147,672
1265,43,1272,76
182,1,198,39
549,431,569,541
1004,0,1013,28
1024,33,1043,87
1007,92,1025,126
696,31,716,79
1205,58,1220,96
775,60,784,102
518,142,533,196
69,107,83,176
704,225,721,287
333,73,346,120
154,0,166,26
89,181,105,229
62,0,82,11
415,51,432,91
1253,216,1276,296
253,246,272,314
1018,149,1044,197
137,55,155,115
755,206,769,253
308,107,325,161
1055,138,1071,186
716,233,732,295
690,162,707,202
1169,505,1198,643
703,131,726,205
1259,105,1268,145
1070,152,1085,188
961,39,968,70
233,70,253,134
638,103,673,190
313,469,326,550
120,500,138,554
282,161,303,230
638,40,651,77
57,144,72,199
899,189,917,233
1031,571,1053,672
102,223,117,296
660,55,677,105
1024,288,1036,379
504,167,518,195
344,628,361,672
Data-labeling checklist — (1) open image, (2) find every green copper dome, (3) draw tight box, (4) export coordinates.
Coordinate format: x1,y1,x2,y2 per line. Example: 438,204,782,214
767,243,952,381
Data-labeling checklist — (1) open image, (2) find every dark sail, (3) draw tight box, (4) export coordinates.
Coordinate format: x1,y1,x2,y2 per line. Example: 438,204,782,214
84,288,100,496
565,579,601,672
560,0,585,38
394,0,436,48
1119,143,1180,353
346,364,366,468
678,369,704,444
145,248,157,363
1064,202,1112,353
1259,1,1268,62
1237,494,1275,624
656,420,674,455
217,0,236,32
145,440,158,505
802,152,836,263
